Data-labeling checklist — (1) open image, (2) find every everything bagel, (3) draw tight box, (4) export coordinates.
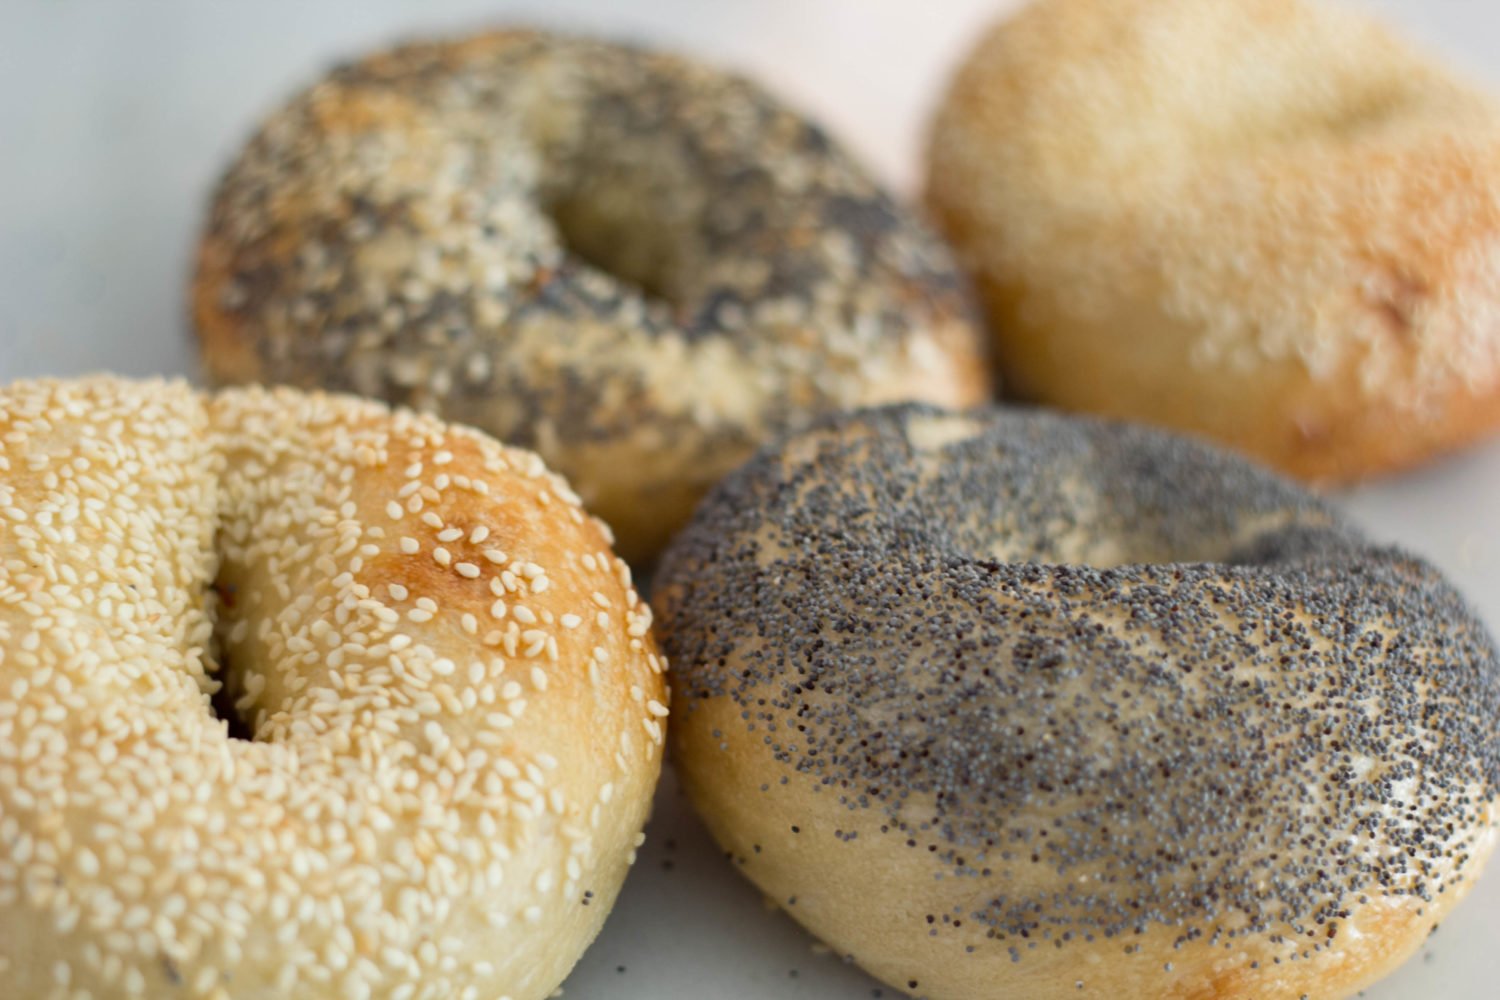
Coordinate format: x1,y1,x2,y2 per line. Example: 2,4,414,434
195,30,990,563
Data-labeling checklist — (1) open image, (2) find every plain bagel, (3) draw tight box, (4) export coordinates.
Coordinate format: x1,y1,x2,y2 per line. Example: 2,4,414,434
654,403,1500,1000
926,0,1500,483
0,376,666,999
194,29,990,564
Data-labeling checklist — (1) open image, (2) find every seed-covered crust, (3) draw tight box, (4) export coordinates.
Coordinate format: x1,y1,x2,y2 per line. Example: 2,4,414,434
926,0,1500,483
655,404,1500,1000
0,376,666,1000
193,29,990,563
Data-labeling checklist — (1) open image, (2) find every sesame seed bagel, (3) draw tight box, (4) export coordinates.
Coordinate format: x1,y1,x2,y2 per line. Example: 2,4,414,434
653,404,1500,1000
0,376,666,1000
925,0,1500,483
192,30,990,565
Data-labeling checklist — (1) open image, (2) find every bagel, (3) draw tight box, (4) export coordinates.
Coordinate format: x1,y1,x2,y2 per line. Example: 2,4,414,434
193,29,990,564
925,0,1500,482
653,403,1500,1000
0,376,666,1000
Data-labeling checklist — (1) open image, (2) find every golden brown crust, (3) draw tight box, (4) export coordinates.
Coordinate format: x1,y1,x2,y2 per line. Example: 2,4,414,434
0,376,666,999
193,30,990,564
925,0,1500,483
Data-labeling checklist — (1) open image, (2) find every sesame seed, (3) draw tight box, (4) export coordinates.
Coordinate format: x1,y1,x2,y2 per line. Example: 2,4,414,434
6,50,682,982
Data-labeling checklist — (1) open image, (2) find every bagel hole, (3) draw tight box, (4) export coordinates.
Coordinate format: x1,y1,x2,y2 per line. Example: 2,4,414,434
208,670,257,742
541,134,711,316
549,193,687,309
205,579,258,742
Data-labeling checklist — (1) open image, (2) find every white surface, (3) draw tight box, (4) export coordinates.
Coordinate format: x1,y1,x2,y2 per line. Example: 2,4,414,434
2,1,1498,997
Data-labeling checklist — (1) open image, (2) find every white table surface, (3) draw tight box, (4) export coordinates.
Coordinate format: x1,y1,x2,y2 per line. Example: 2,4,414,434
2,1,1498,997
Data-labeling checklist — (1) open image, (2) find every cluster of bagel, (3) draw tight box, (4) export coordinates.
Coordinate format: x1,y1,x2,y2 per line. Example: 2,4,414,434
3,2,1499,999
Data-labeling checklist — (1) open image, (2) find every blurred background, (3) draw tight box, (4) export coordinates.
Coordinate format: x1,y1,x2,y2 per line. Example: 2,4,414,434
6,0,1493,384
2,1,1497,996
